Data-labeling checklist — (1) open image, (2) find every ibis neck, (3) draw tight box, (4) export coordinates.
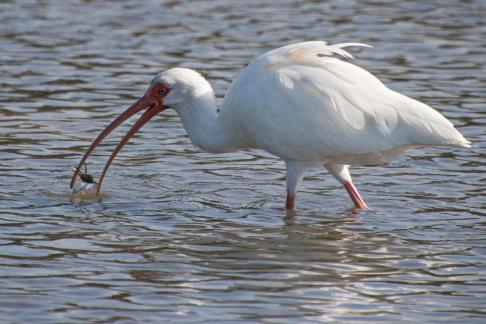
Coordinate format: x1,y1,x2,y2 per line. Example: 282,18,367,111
174,89,245,153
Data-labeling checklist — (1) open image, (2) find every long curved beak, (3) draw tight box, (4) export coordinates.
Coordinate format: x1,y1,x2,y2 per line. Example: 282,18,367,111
70,90,166,194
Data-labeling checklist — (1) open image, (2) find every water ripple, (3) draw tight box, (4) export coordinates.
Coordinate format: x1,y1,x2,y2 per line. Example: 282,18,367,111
0,0,485,322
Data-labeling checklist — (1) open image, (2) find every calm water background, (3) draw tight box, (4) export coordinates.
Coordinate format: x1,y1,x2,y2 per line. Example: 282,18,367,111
1,0,485,322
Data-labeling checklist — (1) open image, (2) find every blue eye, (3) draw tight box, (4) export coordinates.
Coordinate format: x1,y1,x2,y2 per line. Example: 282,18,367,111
159,88,166,94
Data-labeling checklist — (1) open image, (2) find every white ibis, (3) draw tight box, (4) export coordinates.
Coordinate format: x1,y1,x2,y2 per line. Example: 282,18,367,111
71,41,470,210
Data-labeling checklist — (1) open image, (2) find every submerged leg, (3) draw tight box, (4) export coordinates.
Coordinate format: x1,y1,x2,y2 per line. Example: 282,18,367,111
343,181,368,209
325,163,368,209
285,161,307,210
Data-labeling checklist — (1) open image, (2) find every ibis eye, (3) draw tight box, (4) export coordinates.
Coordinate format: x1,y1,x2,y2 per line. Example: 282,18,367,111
159,88,166,95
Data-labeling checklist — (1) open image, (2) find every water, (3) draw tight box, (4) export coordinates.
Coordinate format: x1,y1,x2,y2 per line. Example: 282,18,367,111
1,0,485,322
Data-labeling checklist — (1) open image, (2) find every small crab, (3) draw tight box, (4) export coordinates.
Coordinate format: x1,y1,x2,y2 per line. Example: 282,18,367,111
72,163,97,193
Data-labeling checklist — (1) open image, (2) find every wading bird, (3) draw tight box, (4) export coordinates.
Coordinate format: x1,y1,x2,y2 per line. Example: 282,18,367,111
71,41,470,210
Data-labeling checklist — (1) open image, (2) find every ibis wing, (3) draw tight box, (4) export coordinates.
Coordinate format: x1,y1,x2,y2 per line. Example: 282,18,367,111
222,42,469,162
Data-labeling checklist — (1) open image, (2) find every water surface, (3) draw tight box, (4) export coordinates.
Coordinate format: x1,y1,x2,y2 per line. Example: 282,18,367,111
1,0,485,322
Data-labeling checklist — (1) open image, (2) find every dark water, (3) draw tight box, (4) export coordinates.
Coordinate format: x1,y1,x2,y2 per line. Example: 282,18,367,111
1,0,485,322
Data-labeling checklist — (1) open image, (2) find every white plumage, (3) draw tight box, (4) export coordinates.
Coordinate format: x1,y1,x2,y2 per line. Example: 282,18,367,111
73,41,470,210
223,41,469,161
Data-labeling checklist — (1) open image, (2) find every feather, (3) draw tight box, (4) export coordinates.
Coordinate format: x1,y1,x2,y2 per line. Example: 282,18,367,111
259,41,371,70
224,41,470,164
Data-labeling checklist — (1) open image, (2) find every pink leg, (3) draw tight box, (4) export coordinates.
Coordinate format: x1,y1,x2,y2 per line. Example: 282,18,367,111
286,192,296,210
343,181,368,209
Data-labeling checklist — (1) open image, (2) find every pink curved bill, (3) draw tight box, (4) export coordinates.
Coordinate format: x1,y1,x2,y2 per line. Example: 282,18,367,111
70,91,166,194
